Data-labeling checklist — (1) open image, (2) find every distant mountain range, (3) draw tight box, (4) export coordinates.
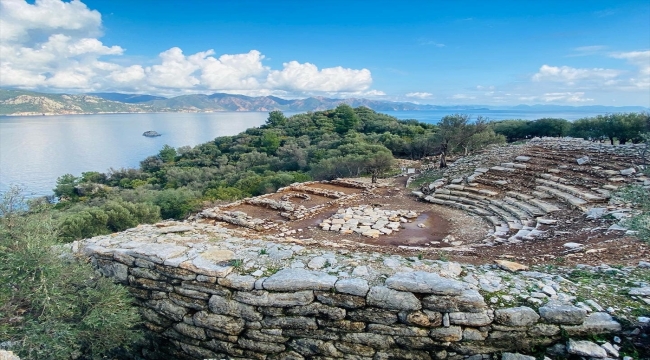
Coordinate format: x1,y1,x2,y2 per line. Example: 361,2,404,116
0,88,647,116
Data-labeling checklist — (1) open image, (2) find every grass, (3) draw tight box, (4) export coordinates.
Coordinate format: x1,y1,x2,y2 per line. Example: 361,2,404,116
407,170,444,189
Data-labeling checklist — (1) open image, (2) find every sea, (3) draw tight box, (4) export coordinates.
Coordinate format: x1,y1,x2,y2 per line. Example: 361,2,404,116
0,109,612,197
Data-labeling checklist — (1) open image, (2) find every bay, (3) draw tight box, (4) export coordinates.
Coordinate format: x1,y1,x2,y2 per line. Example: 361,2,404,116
0,109,610,197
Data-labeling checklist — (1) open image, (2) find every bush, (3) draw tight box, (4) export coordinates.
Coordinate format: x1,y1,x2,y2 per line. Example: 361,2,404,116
0,187,143,359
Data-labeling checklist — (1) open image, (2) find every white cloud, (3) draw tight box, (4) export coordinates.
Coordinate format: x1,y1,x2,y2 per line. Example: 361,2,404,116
405,92,433,99
0,0,379,97
266,61,372,92
574,45,606,52
532,65,620,84
519,92,593,103
449,94,476,100
611,50,650,77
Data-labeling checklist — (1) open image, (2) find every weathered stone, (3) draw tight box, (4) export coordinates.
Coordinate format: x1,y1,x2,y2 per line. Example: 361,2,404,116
129,243,188,264
342,333,395,349
366,286,421,311
208,294,262,321
463,328,487,341
448,310,493,326
203,339,244,357
129,275,173,292
96,260,128,282
347,308,398,325
375,348,433,360
285,302,346,320
368,324,429,337
233,290,314,307
180,255,233,278
315,291,366,309
146,299,188,321
177,342,220,359
205,329,238,343
494,306,540,327
495,260,528,272
180,280,231,296
155,265,197,280
562,312,621,335
429,326,463,342
501,353,536,360
398,310,432,327
169,292,207,310
385,271,471,295
244,329,289,343
335,278,370,296
288,338,324,356
174,287,210,300
567,339,607,358
422,289,487,313
283,329,339,341
129,267,165,280
261,316,318,330
263,268,337,291
218,273,256,290
140,307,173,327
193,311,245,335
528,323,560,337
173,322,206,340
539,304,587,325
394,336,437,350
629,287,650,296
317,319,366,332
238,337,285,353
334,341,376,357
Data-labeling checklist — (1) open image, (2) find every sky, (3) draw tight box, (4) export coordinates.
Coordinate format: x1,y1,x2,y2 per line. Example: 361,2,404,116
1,0,649,106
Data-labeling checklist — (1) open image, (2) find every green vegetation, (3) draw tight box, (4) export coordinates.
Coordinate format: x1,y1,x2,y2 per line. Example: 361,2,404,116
0,187,142,359
615,174,650,243
491,112,649,144
41,106,505,241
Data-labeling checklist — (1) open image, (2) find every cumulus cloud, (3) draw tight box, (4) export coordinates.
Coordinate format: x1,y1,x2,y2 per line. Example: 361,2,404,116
405,92,433,99
532,65,620,84
266,61,372,92
0,0,379,96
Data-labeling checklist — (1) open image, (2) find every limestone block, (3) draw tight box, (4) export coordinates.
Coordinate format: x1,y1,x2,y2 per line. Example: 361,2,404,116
218,273,256,290
448,310,494,326
285,302,346,320
494,306,540,327
237,337,286,353
208,294,262,321
193,311,245,335
263,268,337,291
315,291,366,309
429,326,463,342
566,339,607,358
347,308,398,325
385,271,471,295
367,286,422,311
422,289,487,313
367,324,429,337
233,290,314,307
341,333,395,350
261,316,318,330
539,304,587,325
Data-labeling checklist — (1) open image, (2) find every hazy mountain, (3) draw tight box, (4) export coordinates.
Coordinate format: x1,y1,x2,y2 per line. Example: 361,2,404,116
1,89,646,116
0,89,151,116
89,92,166,103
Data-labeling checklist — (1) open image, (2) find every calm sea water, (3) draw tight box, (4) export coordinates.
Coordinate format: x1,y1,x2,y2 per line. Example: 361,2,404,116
0,109,609,197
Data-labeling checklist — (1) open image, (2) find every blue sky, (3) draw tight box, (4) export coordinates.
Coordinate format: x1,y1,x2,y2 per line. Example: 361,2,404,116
1,0,649,106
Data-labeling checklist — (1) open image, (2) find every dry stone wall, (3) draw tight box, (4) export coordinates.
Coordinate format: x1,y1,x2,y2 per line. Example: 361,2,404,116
76,224,626,360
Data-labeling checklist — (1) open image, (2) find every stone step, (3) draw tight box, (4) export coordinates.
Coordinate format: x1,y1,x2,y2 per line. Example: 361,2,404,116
507,191,562,213
488,199,533,221
503,196,546,217
535,178,606,202
535,186,588,207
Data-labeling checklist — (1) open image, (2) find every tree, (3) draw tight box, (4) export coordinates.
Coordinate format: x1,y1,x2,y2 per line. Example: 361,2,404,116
53,174,80,200
0,187,142,359
365,151,395,183
435,115,490,167
158,144,177,163
266,110,287,127
334,104,360,134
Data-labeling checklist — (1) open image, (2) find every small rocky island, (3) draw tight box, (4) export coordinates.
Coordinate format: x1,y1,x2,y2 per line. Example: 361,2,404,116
142,130,161,137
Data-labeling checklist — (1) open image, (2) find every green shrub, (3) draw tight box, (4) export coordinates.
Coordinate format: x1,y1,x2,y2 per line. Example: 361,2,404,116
0,187,143,359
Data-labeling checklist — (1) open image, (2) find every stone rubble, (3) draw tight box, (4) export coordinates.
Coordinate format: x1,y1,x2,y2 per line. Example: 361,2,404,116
319,206,419,238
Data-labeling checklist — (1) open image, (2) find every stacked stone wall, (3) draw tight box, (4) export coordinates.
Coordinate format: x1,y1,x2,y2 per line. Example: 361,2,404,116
88,249,622,360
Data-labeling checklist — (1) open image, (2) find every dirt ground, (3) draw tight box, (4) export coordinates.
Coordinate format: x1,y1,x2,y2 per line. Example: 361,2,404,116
205,176,648,267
